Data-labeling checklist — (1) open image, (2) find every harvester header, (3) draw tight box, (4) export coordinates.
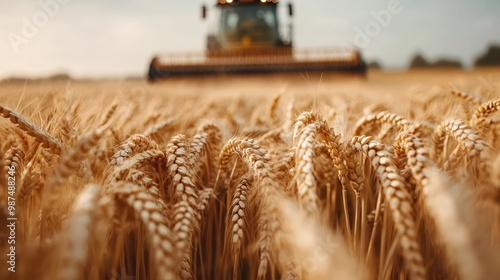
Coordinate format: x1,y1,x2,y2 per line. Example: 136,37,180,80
147,1,366,81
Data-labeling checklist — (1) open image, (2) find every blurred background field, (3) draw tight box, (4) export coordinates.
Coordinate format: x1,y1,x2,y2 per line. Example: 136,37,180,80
2,68,499,110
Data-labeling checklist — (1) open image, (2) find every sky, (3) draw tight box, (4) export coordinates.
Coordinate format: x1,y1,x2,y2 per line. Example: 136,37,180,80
0,0,499,78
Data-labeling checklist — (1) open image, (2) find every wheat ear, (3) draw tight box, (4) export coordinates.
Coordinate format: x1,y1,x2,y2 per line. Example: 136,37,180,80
472,99,500,127
188,122,222,183
268,93,282,127
351,136,426,280
41,128,105,239
219,138,283,278
166,135,204,279
56,184,104,280
450,89,483,106
277,199,363,280
293,123,320,215
228,176,252,256
0,103,63,154
425,170,500,280
109,182,178,279
433,119,488,170
107,149,166,184
293,112,355,242
396,132,500,279
110,134,158,166
353,111,411,137
166,135,199,205
100,103,118,126
143,118,175,136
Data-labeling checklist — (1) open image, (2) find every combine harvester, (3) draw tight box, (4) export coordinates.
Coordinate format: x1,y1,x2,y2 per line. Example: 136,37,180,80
148,0,366,81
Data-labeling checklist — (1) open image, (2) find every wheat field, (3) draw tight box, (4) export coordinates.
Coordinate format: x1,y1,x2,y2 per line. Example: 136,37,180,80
0,69,499,280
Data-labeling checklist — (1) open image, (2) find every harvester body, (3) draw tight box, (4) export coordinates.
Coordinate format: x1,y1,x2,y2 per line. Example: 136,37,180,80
148,0,366,81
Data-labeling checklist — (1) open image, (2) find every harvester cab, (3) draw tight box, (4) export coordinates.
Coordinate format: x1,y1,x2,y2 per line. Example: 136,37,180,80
148,0,366,81
203,0,292,51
